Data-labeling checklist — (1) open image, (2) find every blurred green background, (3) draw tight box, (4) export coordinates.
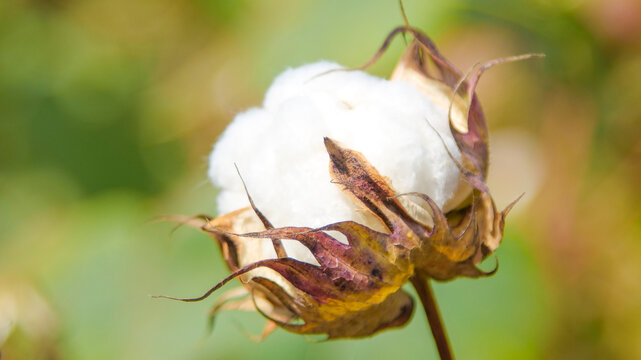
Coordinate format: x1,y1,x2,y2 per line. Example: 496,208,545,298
1,0,640,359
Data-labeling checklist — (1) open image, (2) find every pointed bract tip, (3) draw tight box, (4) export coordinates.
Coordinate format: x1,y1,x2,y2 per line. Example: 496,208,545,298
502,192,525,218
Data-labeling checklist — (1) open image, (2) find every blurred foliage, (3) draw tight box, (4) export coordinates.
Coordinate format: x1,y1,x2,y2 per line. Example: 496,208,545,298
1,0,640,359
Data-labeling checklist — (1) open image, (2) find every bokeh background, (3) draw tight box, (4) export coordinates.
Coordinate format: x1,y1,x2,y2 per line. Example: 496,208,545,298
1,0,640,359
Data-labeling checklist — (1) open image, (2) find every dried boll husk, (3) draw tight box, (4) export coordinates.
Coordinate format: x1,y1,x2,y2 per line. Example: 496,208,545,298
159,26,542,340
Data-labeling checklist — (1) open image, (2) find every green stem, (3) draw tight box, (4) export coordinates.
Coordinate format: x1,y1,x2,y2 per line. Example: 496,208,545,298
411,273,454,360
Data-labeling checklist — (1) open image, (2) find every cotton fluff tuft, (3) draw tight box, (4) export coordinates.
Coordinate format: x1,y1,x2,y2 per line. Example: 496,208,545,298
209,61,463,264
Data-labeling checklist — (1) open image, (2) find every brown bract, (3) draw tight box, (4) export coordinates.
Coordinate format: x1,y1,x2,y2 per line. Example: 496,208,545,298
161,27,537,340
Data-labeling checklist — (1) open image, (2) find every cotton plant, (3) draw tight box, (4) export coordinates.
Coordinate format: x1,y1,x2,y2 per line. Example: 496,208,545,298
157,23,541,360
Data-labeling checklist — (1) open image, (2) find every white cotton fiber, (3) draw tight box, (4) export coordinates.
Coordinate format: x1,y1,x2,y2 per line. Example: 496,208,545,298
208,61,463,263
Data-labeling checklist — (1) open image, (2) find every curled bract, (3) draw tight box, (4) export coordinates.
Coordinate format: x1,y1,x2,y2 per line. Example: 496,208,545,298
159,26,541,340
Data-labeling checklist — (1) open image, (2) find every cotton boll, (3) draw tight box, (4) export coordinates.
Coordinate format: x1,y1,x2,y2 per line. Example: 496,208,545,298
208,61,464,264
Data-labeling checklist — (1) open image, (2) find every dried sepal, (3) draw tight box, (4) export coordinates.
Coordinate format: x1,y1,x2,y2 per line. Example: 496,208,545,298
391,36,491,189
161,200,416,338
360,27,542,194
201,221,415,338
323,138,510,281
158,138,514,339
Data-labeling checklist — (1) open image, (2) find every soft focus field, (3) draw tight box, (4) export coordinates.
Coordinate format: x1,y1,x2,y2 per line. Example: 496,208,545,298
1,0,640,359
